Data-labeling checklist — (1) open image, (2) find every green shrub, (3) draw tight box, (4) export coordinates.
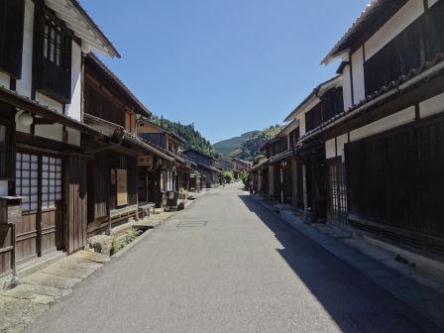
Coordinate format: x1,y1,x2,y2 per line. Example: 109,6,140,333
223,170,235,183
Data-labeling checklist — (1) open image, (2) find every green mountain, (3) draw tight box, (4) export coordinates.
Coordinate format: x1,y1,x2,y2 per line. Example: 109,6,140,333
151,116,219,158
214,125,282,161
213,131,259,156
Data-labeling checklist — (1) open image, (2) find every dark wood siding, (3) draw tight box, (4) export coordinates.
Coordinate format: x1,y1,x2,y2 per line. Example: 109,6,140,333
64,155,87,253
0,0,25,79
84,82,126,127
0,106,15,184
87,151,108,222
305,88,344,133
346,114,444,250
365,2,444,96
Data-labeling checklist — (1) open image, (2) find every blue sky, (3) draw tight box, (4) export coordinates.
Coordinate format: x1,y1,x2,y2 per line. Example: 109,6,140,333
82,0,369,143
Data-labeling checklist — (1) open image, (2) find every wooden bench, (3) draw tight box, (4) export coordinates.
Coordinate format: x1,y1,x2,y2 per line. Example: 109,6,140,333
138,202,156,219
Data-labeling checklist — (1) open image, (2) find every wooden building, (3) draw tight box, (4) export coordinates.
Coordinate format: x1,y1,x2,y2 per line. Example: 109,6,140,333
284,0,444,257
0,0,119,285
82,55,175,235
183,149,221,188
137,118,196,207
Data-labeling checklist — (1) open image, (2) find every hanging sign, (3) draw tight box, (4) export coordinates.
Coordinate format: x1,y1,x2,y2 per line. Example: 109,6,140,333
117,169,128,206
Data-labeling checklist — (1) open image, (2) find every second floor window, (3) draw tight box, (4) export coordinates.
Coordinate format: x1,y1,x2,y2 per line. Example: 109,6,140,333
33,7,72,103
43,20,64,67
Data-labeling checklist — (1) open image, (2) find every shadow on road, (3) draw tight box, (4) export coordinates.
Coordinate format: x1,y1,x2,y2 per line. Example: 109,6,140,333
238,194,441,333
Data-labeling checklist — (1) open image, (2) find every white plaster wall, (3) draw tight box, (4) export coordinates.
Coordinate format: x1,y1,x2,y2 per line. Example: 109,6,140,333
15,112,32,134
0,71,9,88
350,106,416,142
35,92,63,113
351,47,366,103
342,66,353,110
16,0,34,98
429,0,440,7
34,123,64,142
0,180,8,196
336,134,349,162
65,42,82,121
66,128,81,146
298,113,306,136
420,92,444,119
365,0,424,60
325,138,336,159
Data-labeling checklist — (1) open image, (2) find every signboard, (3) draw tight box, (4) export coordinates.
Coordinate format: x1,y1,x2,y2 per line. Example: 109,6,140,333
117,169,128,206
138,155,153,168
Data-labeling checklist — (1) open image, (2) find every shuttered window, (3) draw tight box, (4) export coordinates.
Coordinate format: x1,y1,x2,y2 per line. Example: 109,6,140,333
0,0,25,78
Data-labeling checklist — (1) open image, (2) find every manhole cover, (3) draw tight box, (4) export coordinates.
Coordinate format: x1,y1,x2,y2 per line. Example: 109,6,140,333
176,221,208,228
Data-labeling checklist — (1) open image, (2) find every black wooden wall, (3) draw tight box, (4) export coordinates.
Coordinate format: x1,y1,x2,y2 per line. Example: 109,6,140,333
346,114,444,239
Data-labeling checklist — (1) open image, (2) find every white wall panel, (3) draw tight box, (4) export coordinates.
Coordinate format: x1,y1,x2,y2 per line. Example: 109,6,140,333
298,113,306,136
325,138,336,159
34,124,64,142
351,47,366,104
420,92,444,119
0,72,9,88
365,0,424,60
65,42,82,121
350,106,415,142
342,66,353,110
0,180,8,196
66,128,81,146
16,0,34,98
336,134,349,161
35,92,63,113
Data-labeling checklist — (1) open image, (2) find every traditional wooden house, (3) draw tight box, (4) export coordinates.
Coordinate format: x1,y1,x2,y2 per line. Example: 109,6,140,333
291,0,444,256
137,118,195,207
183,148,221,188
232,158,252,179
285,76,344,222
82,55,175,235
258,136,289,202
0,0,119,285
250,156,269,195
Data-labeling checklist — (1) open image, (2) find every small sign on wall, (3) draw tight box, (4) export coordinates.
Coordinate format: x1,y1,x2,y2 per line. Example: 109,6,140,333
138,155,153,168
117,169,128,206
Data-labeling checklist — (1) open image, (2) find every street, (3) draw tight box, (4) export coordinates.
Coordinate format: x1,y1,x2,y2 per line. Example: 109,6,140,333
26,184,441,333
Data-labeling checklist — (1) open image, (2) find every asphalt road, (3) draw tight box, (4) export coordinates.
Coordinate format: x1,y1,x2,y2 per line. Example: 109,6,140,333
26,184,441,333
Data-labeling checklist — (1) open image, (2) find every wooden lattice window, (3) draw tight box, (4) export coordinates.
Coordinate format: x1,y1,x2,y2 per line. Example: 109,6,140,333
16,153,39,212
41,156,62,209
42,14,70,70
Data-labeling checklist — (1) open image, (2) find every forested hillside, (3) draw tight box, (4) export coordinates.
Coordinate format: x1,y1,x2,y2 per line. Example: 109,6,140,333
213,131,259,156
150,116,219,157
213,125,282,161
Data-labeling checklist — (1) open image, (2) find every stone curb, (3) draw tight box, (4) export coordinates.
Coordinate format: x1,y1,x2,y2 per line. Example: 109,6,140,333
250,195,444,330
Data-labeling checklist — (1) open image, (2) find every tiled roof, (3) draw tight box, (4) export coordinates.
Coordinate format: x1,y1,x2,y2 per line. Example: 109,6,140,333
87,54,151,117
301,53,444,142
322,0,408,64
70,0,120,58
269,150,294,164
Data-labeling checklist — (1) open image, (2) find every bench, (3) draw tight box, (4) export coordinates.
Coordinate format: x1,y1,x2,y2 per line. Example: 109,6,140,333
138,202,156,219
